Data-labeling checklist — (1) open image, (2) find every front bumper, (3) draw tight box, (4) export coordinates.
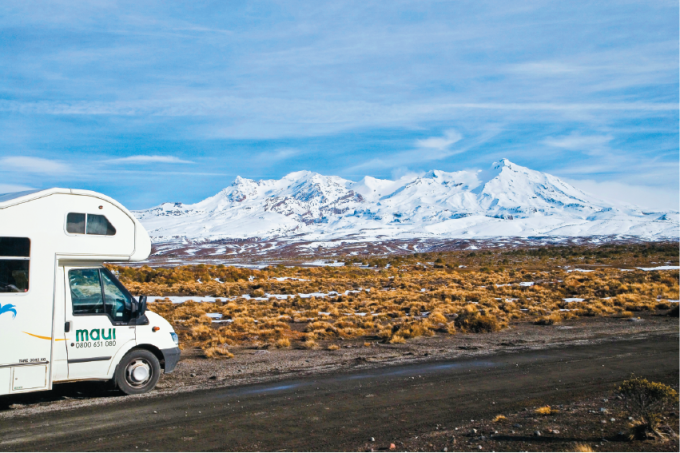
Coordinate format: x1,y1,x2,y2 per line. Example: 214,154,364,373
161,347,181,373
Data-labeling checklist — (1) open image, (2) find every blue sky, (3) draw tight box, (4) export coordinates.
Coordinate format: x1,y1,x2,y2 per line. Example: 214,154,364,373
0,0,677,210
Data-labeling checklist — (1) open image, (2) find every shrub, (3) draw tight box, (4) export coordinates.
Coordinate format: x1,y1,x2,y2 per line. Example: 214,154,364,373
535,405,557,415
457,313,502,333
202,345,234,359
428,311,448,324
618,377,679,439
275,338,291,349
573,444,594,452
388,335,406,344
535,313,562,325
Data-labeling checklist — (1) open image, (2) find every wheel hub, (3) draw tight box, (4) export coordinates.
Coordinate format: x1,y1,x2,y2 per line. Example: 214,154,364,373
126,359,152,386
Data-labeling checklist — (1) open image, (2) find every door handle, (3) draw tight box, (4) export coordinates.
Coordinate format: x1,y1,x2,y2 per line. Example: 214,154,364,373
65,321,71,333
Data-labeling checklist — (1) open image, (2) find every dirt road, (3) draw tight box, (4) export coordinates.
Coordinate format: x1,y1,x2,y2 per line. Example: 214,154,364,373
0,333,677,451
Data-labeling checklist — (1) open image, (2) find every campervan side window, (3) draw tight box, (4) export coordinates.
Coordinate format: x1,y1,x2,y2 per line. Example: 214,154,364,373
0,237,30,293
69,269,105,314
69,268,133,322
66,213,116,236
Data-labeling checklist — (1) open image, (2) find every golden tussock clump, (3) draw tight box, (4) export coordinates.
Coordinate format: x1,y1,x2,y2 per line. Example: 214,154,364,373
327,344,340,351
534,313,564,325
535,405,557,415
573,443,594,452
275,338,291,349
492,415,507,423
303,339,318,349
202,345,234,359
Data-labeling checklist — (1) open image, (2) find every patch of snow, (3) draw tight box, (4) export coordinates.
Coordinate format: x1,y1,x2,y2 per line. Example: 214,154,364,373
302,260,345,267
637,266,680,271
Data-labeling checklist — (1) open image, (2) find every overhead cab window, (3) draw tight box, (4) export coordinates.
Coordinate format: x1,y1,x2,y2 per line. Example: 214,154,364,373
67,213,116,236
0,237,30,293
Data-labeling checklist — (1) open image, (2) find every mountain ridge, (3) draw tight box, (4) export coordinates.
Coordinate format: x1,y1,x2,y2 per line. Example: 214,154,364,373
135,159,678,243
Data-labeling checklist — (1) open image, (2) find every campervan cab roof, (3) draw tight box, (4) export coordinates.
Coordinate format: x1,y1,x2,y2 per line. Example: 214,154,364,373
0,188,151,262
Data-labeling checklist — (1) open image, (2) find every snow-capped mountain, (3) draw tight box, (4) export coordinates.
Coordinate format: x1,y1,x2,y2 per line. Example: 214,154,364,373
135,159,678,243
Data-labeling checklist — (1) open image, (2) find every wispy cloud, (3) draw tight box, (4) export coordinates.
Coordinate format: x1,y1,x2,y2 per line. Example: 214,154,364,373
0,183,35,193
543,132,613,155
565,178,679,211
106,155,194,164
415,130,463,150
347,130,465,172
255,148,301,164
0,156,71,174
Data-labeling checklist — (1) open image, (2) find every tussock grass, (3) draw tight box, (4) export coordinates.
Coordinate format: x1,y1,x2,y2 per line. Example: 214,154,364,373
573,443,594,452
202,345,233,358
110,243,678,352
535,405,558,415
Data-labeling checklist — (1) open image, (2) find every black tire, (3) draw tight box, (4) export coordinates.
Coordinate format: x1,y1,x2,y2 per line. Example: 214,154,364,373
115,349,161,395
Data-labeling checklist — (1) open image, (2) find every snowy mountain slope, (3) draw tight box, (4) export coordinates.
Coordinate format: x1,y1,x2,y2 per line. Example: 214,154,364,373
134,159,678,242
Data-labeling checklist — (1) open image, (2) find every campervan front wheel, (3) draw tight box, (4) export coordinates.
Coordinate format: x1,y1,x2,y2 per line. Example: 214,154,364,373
115,349,161,395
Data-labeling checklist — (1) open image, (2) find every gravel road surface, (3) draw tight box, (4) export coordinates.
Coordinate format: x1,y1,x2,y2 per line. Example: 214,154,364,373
0,333,677,451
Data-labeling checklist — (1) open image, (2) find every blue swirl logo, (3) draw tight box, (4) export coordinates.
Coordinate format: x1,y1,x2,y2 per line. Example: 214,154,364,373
0,303,17,319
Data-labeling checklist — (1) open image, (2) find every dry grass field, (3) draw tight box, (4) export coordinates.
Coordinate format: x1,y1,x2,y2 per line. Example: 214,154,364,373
107,243,679,357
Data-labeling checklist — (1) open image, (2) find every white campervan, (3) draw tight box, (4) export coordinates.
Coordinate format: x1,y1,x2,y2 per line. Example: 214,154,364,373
0,188,180,396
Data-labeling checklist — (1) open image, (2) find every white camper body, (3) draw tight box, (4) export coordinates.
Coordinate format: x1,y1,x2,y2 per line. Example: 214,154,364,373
0,189,180,396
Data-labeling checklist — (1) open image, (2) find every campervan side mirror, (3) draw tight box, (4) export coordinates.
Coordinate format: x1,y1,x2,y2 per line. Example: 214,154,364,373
138,295,147,316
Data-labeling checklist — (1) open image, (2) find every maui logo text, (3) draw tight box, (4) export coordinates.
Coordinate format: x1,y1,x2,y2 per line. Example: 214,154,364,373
76,328,116,342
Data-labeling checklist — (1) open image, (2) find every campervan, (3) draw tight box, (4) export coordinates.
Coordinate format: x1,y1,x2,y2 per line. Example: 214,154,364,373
0,188,180,396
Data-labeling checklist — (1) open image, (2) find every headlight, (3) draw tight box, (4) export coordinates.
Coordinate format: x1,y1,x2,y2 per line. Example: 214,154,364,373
170,332,179,345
